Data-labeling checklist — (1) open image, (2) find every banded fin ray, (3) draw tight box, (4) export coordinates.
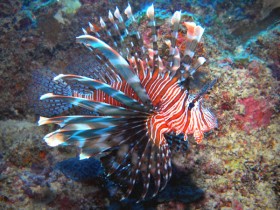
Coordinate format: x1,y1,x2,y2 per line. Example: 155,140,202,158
76,35,152,108
80,119,147,158
43,118,146,149
54,74,149,112
101,128,171,201
167,11,181,72
65,54,121,85
29,69,73,117
38,115,146,127
40,93,143,116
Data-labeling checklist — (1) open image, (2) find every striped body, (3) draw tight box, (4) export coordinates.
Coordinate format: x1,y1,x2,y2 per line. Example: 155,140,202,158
75,64,216,146
36,4,217,201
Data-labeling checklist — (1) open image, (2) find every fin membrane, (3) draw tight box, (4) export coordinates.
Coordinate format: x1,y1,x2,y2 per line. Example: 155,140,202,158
29,69,72,117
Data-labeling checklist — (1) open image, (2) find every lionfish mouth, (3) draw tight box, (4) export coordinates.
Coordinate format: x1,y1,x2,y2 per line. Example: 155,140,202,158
34,3,218,201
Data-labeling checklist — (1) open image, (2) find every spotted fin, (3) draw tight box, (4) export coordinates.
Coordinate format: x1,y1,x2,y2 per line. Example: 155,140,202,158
29,69,73,117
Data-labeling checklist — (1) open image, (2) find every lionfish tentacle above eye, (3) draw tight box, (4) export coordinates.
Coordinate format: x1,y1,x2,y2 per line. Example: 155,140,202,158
37,3,218,201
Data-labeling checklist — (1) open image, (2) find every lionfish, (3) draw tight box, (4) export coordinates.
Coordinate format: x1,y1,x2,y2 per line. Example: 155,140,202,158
36,4,217,201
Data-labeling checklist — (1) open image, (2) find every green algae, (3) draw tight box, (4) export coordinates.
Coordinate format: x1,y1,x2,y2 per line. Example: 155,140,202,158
59,0,81,14
54,0,81,24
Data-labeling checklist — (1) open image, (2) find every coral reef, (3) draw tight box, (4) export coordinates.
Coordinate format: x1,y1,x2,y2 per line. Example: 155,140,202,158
235,96,273,133
0,0,279,209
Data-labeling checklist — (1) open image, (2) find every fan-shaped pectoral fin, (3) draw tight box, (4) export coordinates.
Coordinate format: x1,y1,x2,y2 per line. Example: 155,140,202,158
76,35,152,108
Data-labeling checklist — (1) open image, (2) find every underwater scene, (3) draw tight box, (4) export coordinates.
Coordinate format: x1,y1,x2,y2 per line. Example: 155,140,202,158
0,0,279,209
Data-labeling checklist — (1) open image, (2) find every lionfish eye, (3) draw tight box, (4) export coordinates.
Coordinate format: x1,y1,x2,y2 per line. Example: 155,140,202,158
188,102,195,110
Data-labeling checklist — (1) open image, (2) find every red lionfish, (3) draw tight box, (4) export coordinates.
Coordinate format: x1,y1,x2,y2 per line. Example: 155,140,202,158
37,4,217,200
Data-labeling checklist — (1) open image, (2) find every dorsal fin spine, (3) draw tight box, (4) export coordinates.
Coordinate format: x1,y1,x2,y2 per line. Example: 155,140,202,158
76,35,152,107
146,4,159,76
168,11,181,73
124,3,150,74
